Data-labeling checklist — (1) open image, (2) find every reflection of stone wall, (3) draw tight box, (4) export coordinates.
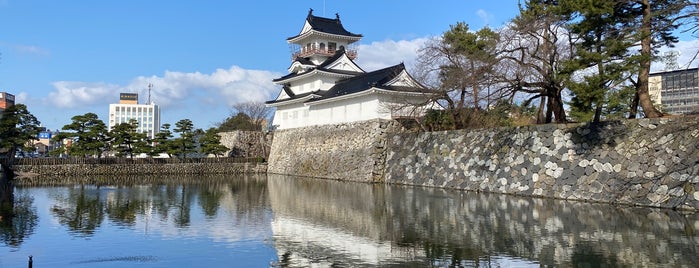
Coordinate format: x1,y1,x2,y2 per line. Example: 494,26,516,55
385,117,699,210
218,131,272,159
12,163,267,176
267,119,401,182
267,174,699,267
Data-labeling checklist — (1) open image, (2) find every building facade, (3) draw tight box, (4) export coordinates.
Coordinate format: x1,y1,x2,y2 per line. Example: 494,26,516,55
266,10,434,130
649,67,699,114
0,92,15,113
108,93,161,139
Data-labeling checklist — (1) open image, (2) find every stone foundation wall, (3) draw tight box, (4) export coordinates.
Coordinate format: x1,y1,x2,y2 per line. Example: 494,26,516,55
267,119,401,182
218,131,272,159
384,117,699,210
12,162,267,176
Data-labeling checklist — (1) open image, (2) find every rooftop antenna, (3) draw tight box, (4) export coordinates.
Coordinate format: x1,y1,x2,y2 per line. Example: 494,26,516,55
147,83,153,104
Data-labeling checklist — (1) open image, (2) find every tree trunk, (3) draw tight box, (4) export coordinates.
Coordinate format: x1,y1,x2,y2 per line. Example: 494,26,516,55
0,164,14,224
637,0,664,118
551,90,568,123
594,102,603,123
537,96,547,124
629,91,640,118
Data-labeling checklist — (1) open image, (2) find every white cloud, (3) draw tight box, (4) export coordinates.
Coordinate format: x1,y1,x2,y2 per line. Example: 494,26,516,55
48,81,117,108
15,44,50,56
0,42,50,56
14,92,29,103
356,38,429,72
476,9,493,25
46,66,281,109
651,40,699,72
42,66,282,128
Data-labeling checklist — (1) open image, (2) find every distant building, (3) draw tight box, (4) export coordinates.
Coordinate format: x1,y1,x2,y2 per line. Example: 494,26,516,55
0,91,15,113
108,93,161,139
266,10,435,130
649,67,699,114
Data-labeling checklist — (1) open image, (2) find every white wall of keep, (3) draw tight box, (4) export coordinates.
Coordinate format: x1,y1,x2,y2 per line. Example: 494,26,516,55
272,93,392,130
289,76,341,95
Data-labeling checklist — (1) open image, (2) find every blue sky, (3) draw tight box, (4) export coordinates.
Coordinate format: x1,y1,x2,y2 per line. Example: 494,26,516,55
1,1,697,131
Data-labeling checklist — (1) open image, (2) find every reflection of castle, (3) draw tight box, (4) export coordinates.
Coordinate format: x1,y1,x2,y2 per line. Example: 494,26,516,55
266,9,433,130
268,175,424,266
267,174,699,267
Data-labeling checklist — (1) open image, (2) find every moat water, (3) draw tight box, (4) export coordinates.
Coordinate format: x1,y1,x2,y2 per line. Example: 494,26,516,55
1,174,698,267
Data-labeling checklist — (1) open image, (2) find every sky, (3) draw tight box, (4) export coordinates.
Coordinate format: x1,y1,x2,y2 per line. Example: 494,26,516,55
1,1,697,131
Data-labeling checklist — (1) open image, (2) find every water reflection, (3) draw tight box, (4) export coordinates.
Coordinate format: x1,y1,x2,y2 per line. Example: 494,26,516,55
267,174,699,267
3,174,275,267
41,175,270,236
0,189,38,249
3,174,699,267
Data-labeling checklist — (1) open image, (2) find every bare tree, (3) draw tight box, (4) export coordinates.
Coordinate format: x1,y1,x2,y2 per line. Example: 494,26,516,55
412,23,509,129
232,101,272,130
499,1,576,124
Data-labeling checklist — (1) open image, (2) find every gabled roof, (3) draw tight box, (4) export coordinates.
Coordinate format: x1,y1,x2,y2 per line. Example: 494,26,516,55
268,63,431,107
272,67,360,84
274,49,364,84
265,90,320,106
311,63,424,101
287,9,362,41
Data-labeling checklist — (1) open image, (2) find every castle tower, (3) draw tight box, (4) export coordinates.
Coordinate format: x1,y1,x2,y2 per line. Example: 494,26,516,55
287,9,362,64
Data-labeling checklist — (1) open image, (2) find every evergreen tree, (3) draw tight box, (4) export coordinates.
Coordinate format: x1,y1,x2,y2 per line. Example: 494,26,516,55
562,0,636,122
0,104,41,161
109,119,150,158
56,113,109,158
151,123,175,157
217,112,258,132
415,22,503,129
199,128,228,158
173,119,196,159
626,0,684,118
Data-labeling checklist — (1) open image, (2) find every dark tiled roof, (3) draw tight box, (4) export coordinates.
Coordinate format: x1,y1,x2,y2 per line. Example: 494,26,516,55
269,63,426,105
311,63,421,101
265,90,318,105
276,49,364,83
287,9,362,40
272,68,360,83
294,57,315,66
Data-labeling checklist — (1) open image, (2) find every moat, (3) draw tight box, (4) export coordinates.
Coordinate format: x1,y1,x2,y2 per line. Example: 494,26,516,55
2,174,698,267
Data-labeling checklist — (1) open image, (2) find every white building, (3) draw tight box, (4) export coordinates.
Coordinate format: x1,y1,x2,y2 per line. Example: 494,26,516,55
108,93,161,139
266,9,434,130
649,67,699,114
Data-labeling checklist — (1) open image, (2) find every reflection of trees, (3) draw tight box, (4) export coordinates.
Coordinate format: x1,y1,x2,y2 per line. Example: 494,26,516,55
105,188,148,227
174,185,192,228
32,175,271,240
198,183,224,218
0,188,38,248
51,186,105,237
228,175,268,221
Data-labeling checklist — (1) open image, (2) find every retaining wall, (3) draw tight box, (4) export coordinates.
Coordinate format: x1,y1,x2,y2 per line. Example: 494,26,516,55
267,119,401,182
267,116,699,210
384,117,699,210
218,130,272,159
